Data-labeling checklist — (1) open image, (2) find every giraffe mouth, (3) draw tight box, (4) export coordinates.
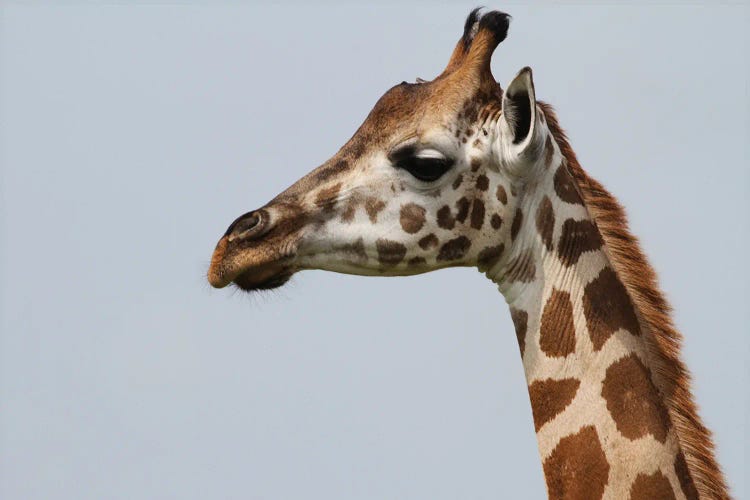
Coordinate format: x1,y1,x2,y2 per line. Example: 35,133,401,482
207,234,296,292
232,266,294,291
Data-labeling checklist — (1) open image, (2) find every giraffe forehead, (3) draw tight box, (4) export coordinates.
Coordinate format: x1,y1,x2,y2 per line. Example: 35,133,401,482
345,79,501,153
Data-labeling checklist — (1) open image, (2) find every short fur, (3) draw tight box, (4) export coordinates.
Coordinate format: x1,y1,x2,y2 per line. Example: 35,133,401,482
539,101,731,499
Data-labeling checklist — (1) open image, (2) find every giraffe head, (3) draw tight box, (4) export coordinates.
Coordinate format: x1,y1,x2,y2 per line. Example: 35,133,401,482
208,10,547,292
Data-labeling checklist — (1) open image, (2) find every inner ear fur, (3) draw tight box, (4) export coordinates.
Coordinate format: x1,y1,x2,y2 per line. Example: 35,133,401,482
502,67,537,146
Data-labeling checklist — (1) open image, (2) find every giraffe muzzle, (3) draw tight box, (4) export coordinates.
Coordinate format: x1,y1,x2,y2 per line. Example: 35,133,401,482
208,206,298,290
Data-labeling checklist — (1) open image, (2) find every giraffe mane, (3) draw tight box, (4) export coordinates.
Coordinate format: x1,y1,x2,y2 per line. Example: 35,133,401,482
538,101,730,499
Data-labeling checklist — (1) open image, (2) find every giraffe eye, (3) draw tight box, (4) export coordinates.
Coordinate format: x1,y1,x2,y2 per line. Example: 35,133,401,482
391,147,454,182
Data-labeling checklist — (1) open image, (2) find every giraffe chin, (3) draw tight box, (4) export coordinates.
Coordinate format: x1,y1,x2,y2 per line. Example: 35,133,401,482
232,267,293,292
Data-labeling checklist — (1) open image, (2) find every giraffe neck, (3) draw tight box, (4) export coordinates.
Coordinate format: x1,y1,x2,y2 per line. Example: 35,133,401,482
485,157,699,499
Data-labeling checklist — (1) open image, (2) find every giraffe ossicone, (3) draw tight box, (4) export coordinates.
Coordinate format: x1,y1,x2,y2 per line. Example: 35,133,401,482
207,9,729,500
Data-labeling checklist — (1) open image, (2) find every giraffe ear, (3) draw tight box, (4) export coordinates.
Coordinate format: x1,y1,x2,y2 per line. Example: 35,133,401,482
500,67,538,150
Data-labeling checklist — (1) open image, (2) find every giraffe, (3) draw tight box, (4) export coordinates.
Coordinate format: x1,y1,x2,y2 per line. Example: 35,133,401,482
207,10,729,499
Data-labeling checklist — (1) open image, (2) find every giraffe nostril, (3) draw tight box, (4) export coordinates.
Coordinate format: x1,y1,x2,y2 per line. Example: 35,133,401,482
225,210,267,241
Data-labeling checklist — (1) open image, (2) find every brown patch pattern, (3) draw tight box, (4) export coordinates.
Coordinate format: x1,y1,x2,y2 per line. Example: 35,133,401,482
539,289,576,357
340,197,360,223
528,378,580,431
455,197,470,223
470,199,485,229
418,233,439,251
543,426,610,500
496,185,508,204
375,239,406,266
629,471,676,500
314,183,342,210
541,101,729,497
553,164,584,205
505,251,536,283
557,219,603,266
490,214,503,229
602,354,670,443
399,203,426,234
407,256,426,266
510,308,528,357
340,238,367,261
437,205,455,229
477,244,503,271
364,197,386,224
315,159,349,181
475,174,489,191
535,196,555,251
452,174,463,190
437,236,471,261
510,208,523,241
584,267,641,350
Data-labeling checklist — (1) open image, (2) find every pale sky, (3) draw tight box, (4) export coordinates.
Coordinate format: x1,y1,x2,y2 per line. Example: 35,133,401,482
1,3,747,499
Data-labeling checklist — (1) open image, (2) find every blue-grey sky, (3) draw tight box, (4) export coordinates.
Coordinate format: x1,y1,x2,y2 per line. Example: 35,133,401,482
1,3,747,499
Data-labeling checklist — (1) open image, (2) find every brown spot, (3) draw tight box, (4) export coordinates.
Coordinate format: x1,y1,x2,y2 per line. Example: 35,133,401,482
510,208,523,241
477,244,503,271
510,308,528,356
470,199,485,229
314,183,342,211
584,267,641,350
340,199,358,223
539,289,576,357
437,236,471,261
535,196,555,251
602,353,670,443
455,197,470,223
470,157,481,172
557,219,603,266
376,239,406,266
437,205,455,229
528,378,580,431
408,256,426,266
510,184,517,197
674,451,699,500
399,203,426,234
544,135,555,168
418,233,439,251
454,129,461,138
315,159,349,181
490,214,503,229
554,165,584,205
496,185,508,204
505,251,536,283
629,471,676,500
364,197,386,224
475,174,489,191
340,238,367,261
472,138,482,148
452,174,463,190
461,137,467,144
543,426,610,500
466,128,474,136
